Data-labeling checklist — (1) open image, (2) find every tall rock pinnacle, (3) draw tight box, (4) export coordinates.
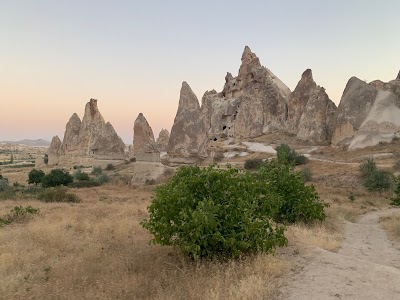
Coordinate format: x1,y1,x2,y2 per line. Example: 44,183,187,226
168,82,207,156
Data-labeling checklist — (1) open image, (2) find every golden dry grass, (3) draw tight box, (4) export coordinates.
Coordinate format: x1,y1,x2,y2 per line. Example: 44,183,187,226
379,213,400,245
0,185,293,300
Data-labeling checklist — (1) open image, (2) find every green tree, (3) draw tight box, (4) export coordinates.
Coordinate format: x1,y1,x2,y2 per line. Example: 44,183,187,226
363,170,394,193
28,169,46,185
142,165,287,259
41,169,73,188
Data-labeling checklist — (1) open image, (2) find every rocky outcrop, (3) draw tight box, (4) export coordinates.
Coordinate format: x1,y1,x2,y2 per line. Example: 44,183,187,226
156,129,170,152
332,78,378,146
200,46,291,143
133,113,160,161
168,82,207,157
331,74,400,149
289,69,337,144
61,113,81,154
47,136,62,165
61,99,125,159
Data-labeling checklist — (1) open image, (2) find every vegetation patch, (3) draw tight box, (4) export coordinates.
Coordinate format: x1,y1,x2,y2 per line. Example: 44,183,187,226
142,161,326,259
37,187,80,203
0,206,40,227
275,144,308,165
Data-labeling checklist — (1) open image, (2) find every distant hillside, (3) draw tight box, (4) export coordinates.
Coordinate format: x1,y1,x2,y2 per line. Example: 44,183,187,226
0,139,50,147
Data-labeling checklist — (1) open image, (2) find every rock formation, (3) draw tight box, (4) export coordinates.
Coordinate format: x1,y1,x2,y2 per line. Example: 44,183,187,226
289,69,337,143
168,82,207,157
47,136,62,165
156,129,170,152
60,99,125,159
332,75,400,149
168,46,340,158
133,113,160,161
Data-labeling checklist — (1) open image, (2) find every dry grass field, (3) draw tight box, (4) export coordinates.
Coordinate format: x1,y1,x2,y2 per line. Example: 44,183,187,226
0,143,399,300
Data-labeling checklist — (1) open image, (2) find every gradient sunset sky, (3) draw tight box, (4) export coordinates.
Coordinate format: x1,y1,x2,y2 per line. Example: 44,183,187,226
1,0,399,143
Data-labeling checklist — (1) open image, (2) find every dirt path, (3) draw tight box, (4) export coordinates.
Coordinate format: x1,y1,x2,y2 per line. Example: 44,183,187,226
280,209,400,300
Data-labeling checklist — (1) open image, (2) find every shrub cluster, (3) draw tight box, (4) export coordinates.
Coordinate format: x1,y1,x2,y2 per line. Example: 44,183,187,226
0,206,40,227
244,158,263,170
142,161,326,259
359,158,394,193
42,169,73,188
275,144,308,165
37,187,80,203
105,163,115,171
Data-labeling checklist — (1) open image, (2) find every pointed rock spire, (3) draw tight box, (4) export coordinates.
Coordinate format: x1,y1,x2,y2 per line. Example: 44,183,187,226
397,70,400,80
133,113,159,157
168,82,207,156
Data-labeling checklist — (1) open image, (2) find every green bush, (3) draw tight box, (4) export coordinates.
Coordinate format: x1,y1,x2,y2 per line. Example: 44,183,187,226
142,165,287,260
28,169,45,185
41,169,73,188
96,174,109,185
257,160,325,223
244,159,263,170
68,180,101,188
0,206,40,227
37,187,80,203
300,167,313,182
390,176,400,206
363,170,394,193
91,166,103,176
73,169,90,181
275,144,308,165
359,157,377,178
105,163,115,171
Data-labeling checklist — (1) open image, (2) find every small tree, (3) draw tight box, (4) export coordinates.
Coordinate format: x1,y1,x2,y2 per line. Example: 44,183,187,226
359,157,377,178
28,169,46,185
41,169,73,188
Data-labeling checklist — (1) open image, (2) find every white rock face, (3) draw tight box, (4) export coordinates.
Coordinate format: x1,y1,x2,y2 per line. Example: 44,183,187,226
349,90,400,149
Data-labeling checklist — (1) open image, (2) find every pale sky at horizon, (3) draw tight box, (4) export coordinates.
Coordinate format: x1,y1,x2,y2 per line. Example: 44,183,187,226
1,0,399,143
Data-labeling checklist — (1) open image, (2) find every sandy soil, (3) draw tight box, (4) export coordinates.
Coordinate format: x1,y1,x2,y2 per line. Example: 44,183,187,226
280,208,400,300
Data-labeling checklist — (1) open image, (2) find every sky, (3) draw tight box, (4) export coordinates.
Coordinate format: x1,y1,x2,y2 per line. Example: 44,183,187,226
1,0,399,143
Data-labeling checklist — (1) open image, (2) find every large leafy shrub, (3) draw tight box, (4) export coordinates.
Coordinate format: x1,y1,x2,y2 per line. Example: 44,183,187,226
73,169,90,181
257,160,325,223
28,169,45,185
41,169,73,188
142,166,287,259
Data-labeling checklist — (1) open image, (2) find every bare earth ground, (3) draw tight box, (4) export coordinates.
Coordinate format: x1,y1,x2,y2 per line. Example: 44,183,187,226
280,208,400,300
